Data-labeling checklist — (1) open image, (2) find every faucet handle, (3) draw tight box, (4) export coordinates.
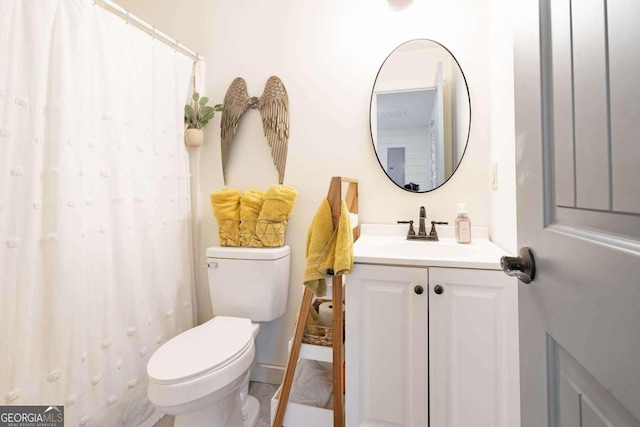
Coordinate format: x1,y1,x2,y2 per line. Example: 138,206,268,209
397,220,416,236
429,221,448,238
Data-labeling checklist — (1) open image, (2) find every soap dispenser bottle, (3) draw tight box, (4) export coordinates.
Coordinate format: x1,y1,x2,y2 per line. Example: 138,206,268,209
455,203,471,244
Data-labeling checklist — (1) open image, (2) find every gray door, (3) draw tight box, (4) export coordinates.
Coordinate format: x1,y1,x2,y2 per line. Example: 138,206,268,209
387,147,405,187
513,0,640,426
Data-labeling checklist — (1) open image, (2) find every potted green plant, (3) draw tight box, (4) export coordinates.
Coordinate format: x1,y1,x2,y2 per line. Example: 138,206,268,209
184,92,223,147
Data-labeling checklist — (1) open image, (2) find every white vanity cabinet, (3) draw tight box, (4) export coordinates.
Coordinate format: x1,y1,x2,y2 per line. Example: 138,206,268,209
345,262,519,427
345,264,429,427
428,267,519,427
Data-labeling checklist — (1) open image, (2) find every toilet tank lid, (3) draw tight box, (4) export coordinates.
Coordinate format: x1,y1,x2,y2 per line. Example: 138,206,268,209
206,245,290,260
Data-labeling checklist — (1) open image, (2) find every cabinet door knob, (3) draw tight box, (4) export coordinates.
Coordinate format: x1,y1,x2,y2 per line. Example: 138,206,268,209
434,285,444,295
414,285,424,295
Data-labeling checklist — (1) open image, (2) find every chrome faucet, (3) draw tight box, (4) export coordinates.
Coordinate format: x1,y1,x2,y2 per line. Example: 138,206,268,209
418,206,427,237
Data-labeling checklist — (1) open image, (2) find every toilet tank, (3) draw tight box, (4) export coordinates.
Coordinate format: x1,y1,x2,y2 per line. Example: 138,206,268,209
206,246,290,322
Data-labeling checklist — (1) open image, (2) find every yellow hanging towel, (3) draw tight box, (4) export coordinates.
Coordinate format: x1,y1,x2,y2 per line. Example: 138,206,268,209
303,198,353,334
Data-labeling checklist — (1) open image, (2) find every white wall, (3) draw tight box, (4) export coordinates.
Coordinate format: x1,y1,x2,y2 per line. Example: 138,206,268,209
489,0,518,252
116,0,494,371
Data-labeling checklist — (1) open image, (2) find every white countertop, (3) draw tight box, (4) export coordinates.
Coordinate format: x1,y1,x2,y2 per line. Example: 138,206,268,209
354,224,509,270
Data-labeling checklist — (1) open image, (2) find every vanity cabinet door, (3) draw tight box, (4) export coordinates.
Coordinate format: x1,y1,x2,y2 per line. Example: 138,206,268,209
429,267,520,427
346,264,429,427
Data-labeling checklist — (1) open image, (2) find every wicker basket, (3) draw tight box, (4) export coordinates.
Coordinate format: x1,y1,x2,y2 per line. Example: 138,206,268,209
302,298,344,347
218,217,288,248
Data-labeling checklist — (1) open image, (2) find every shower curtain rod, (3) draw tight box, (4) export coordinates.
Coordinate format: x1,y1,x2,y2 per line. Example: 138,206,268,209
94,0,203,62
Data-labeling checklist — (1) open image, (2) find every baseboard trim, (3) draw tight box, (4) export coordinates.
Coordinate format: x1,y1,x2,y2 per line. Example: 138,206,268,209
250,363,284,385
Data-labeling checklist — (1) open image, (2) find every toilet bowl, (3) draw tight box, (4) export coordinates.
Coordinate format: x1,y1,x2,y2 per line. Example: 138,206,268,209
148,317,260,427
147,246,290,427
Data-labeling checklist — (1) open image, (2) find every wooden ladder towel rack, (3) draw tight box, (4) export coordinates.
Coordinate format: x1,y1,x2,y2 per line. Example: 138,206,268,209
273,177,359,427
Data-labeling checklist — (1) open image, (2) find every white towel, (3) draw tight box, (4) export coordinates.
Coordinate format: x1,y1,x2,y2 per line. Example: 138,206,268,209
289,359,333,408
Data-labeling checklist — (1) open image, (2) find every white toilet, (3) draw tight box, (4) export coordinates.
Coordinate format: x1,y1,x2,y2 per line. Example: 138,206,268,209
147,246,291,427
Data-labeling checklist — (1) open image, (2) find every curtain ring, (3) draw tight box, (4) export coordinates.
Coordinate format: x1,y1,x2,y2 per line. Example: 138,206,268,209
151,26,156,40
125,10,130,25
175,40,179,53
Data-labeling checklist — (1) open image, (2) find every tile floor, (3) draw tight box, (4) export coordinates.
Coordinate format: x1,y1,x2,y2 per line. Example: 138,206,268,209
153,381,278,427
249,381,279,427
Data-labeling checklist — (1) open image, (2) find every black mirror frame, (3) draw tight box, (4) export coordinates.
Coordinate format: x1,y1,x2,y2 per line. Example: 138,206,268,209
369,38,472,193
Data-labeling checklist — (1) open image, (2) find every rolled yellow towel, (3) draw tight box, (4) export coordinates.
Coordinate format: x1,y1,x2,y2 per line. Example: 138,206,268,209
256,184,297,247
210,188,241,246
240,190,265,247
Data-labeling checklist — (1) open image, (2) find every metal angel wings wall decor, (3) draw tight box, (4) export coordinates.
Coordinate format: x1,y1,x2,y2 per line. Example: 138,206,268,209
220,76,290,184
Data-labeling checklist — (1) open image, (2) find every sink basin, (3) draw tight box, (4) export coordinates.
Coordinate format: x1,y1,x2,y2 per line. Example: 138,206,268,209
377,239,484,259
353,224,508,269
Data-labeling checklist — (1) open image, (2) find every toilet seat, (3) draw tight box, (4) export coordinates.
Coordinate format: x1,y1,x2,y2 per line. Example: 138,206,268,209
147,316,253,385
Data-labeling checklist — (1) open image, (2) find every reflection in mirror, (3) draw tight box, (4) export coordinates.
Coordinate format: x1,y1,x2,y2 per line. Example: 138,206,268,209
370,39,471,192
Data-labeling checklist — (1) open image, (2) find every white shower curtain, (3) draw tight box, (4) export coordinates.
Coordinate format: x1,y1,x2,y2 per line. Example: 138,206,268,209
0,1,195,425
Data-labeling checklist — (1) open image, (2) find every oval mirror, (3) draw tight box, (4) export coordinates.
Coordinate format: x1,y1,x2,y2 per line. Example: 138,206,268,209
370,39,471,192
